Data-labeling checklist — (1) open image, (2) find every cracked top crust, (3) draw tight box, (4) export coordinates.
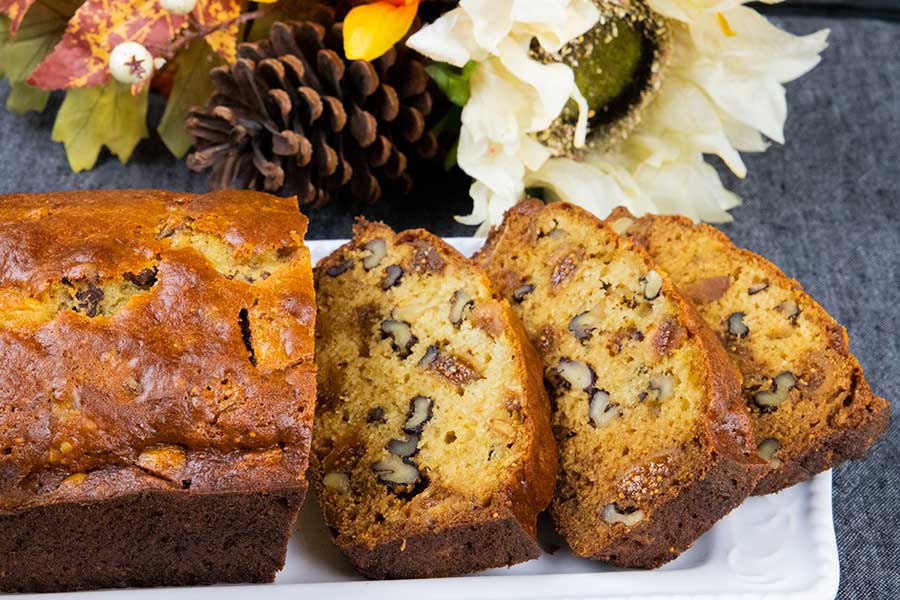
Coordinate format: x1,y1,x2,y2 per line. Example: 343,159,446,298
0,190,316,511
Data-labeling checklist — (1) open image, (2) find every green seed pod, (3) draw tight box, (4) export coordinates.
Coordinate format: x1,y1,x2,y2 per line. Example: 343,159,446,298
532,0,671,157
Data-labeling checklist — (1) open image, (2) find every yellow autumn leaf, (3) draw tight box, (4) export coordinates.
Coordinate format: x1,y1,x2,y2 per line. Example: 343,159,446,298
52,81,149,172
344,0,418,61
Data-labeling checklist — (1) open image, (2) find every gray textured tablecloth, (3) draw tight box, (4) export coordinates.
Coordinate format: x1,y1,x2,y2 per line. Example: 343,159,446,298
0,13,897,600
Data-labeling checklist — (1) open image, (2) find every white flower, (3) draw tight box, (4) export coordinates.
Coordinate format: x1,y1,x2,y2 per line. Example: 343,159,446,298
410,0,828,232
408,0,598,227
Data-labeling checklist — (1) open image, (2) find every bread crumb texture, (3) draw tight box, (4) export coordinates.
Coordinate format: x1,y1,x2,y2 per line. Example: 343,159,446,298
613,209,890,494
475,200,762,565
0,190,316,510
312,221,556,574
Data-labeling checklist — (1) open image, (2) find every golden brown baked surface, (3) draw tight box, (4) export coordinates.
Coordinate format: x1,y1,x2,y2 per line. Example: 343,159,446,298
609,209,891,495
0,190,316,591
475,200,766,568
312,220,557,578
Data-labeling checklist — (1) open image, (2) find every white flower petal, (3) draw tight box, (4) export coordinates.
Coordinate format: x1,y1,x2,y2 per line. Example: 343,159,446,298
460,0,514,54
407,9,480,67
455,181,491,225
528,157,651,219
497,38,577,132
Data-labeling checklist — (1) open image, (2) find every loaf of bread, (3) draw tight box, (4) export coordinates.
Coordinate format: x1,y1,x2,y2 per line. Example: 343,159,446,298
609,209,890,495
0,190,316,592
474,200,766,568
312,220,557,578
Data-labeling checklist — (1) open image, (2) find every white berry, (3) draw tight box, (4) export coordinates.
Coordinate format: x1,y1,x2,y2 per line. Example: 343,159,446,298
109,41,154,85
160,0,197,15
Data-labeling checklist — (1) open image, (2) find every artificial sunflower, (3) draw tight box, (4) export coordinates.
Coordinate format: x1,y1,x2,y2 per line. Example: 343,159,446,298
407,0,829,233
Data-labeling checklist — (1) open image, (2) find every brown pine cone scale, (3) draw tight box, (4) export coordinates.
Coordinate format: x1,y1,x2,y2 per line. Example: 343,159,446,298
186,16,440,206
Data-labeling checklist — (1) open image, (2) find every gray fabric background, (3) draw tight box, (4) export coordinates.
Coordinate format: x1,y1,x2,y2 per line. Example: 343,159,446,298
0,11,897,600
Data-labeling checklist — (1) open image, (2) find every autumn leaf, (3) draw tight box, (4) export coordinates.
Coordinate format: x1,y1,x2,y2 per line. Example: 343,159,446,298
52,80,149,171
28,0,189,90
0,0,37,36
0,1,78,112
158,39,222,157
193,0,240,63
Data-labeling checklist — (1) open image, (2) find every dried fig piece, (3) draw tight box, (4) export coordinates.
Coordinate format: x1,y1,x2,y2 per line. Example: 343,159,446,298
404,395,434,433
428,353,481,385
380,319,418,358
326,259,354,277
753,371,797,410
551,253,579,286
602,503,644,526
449,290,474,326
410,241,445,274
363,238,387,270
512,283,535,303
382,264,403,289
640,270,662,301
372,454,419,485
727,312,750,338
683,275,730,303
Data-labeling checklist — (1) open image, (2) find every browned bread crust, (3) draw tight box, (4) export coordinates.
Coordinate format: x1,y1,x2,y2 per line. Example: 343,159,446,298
312,220,556,578
0,190,316,592
475,200,766,568
609,208,890,495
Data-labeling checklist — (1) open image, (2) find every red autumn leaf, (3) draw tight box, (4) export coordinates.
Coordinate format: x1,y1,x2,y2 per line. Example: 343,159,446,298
0,0,37,36
193,0,241,63
28,0,188,90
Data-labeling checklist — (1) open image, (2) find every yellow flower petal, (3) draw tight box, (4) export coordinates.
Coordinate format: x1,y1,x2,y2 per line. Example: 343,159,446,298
344,0,419,61
716,12,737,37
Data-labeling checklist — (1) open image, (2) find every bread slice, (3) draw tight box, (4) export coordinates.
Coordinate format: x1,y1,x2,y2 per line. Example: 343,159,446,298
312,220,557,578
474,200,766,568
609,209,891,495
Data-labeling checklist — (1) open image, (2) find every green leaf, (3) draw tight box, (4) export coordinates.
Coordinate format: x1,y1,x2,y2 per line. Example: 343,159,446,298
425,62,473,107
52,81,149,172
5,81,49,112
0,2,77,113
158,40,223,158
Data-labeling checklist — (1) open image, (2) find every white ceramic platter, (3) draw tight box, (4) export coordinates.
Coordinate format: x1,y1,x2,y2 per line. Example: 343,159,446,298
17,238,840,600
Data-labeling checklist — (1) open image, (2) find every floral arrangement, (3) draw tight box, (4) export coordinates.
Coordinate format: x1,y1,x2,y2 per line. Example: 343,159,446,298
0,0,302,171
0,0,828,228
403,0,829,232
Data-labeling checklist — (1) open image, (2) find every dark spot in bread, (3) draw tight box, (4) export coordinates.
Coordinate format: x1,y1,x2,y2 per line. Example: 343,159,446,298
366,407,386,424
74,283,104,317
123,267,158,289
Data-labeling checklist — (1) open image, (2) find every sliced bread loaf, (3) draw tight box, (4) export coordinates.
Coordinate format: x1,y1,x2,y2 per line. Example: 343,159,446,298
609,209,890,495
474,199,766,568
312,220,557,578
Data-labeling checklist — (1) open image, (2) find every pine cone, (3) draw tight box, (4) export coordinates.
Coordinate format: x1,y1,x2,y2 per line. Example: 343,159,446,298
186,15,440,206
